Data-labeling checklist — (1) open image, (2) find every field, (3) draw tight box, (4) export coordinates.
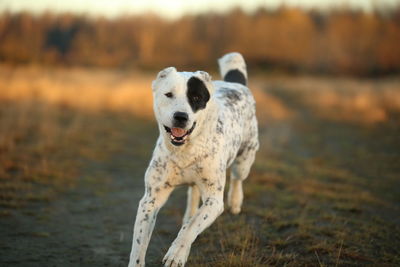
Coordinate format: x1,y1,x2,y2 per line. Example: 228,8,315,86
0,65,399,266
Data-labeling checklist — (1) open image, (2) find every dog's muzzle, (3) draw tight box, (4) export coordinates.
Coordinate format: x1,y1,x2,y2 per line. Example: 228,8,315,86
164,122,196,146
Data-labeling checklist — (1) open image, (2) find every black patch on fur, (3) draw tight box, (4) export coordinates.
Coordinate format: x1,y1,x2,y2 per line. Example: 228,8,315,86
187,77,210,112
220,87,242,106
216,118,224,134
224,69,247,85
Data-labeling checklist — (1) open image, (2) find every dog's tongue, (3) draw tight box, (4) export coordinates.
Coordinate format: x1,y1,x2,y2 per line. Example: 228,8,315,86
171,128,186,137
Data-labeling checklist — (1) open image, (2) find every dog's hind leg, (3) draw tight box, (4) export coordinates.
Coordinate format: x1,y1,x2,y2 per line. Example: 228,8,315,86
228,144,257,214
183,184,200,224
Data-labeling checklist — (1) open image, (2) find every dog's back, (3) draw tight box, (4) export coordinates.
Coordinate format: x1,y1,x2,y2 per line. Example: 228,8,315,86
213,52,259,168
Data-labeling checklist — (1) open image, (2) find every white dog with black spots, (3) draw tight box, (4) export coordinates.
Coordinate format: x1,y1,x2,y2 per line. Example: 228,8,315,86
128,52,259,267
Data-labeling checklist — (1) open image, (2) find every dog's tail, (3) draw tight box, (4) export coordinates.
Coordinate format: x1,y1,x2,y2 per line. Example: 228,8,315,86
218,52,247,86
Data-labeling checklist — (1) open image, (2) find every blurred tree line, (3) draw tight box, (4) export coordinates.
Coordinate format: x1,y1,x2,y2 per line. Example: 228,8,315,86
0,7,400,75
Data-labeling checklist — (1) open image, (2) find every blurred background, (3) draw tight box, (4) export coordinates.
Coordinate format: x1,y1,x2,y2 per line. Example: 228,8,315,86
1,0,400,74
0,1,400,266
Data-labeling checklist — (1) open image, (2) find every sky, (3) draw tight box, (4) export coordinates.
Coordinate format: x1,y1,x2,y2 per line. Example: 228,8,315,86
0,0,399,19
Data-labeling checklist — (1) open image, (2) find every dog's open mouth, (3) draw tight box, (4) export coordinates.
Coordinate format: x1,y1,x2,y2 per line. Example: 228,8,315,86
164,122,196,146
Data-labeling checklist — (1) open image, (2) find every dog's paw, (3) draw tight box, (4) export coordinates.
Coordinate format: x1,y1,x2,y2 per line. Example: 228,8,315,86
162,242,190,267
128,258,144,267
227,194,242,215
230,205,241,215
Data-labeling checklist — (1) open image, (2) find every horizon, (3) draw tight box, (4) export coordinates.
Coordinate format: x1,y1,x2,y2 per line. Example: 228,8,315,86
1,0,400,19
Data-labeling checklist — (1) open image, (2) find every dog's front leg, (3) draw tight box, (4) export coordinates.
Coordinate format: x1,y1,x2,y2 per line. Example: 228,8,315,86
163,181,224,267
129,169,174,267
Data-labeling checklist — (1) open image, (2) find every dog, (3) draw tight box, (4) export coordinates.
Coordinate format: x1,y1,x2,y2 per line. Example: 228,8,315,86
128,52,259,267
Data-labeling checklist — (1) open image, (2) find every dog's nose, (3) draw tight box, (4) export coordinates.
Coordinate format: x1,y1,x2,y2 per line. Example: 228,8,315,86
173,112,188,124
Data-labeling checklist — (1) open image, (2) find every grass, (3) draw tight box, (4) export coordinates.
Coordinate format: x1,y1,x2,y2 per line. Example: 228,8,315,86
0,64,154,118
2,103,76,208
0,101,77,210
260,74,400,124
0,65,399,266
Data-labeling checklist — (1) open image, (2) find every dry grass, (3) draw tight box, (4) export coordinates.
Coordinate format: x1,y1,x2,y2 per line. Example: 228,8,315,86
261,75,400,124
2,65,399,126
0,64,155,118
0,101,86,209
251,79,294,122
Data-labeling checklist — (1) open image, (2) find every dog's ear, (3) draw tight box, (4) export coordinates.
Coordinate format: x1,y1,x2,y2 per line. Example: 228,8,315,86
152,67,177,92
194,71,214,95
197,71,212,83
186,71,215,112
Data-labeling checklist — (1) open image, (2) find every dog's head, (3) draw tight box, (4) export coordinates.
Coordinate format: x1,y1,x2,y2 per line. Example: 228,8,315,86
152,67,214,147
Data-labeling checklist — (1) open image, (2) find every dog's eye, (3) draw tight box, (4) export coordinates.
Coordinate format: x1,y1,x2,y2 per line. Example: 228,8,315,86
193,96,199,101
165,92,173,98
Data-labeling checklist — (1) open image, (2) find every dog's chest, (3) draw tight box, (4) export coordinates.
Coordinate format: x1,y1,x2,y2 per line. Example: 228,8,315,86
165,141,223,185
166,159,209,186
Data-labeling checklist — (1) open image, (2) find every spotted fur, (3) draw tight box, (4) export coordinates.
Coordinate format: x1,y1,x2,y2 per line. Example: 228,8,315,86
128,52,259,267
